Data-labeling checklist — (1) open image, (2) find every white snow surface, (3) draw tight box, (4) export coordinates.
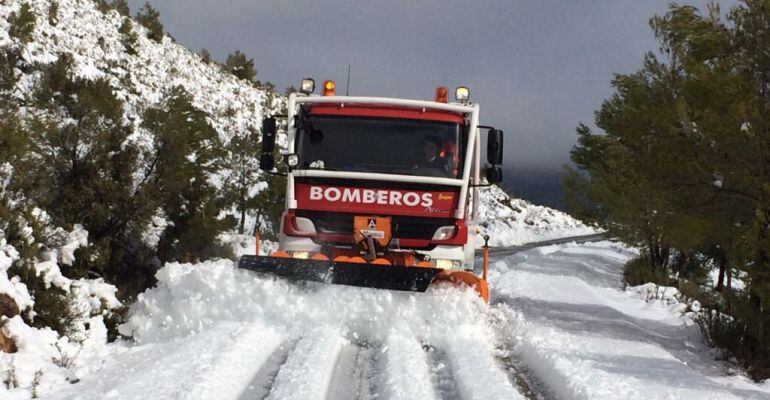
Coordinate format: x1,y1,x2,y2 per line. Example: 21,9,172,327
4,240,765,399
1,226,121,400
61,259,523,400
476,185,597,247
491,241,770,399
0,240,33,316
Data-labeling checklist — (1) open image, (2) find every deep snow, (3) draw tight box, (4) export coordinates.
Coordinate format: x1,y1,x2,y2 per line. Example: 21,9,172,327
4,240,769,399
492,241,770,399
476,185,597,247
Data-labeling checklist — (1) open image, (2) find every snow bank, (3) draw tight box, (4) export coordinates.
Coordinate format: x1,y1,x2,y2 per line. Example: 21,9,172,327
0,227,121,399
119,259,490,345
476,185,597,247
0,241,32,317
109,259,525,400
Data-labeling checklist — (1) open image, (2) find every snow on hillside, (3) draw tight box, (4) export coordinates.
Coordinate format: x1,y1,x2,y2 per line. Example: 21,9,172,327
0,0,276,144
477,185,597,247
0,0,277,396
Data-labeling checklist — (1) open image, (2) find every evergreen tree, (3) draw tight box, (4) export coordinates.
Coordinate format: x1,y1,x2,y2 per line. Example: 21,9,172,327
111,0,130,16
221,129,261,234
135,2,163,43
223,50,257,83
118,17,139,55
198,48,212,64
48,1,59,26
6,56,159,297
8,2,36,44
143,87,233,262
566,1,770,379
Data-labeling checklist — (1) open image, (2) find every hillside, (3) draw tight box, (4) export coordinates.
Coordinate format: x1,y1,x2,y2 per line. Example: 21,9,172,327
0,0,273,142
477,185,595,247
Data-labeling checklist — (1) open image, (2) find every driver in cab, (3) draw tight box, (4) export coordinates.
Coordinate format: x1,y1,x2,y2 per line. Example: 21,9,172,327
418,137,455,177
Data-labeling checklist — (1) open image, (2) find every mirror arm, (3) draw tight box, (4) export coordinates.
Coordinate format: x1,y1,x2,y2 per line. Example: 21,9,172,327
264,169,287,177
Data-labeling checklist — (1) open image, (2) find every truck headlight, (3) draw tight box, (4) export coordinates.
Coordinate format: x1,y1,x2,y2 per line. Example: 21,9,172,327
432,226,456,241
435,259,462,269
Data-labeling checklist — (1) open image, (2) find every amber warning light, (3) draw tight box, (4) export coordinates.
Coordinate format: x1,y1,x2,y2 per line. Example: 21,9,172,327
322,80,336,96
434,86,448,103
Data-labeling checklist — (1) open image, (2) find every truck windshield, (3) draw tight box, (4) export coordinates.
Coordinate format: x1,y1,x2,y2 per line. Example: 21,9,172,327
296,115,466,179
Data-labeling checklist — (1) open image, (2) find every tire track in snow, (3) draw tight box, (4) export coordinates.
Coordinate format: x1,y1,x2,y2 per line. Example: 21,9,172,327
441,336,526,400
491,337,554,400
238,337,299,400
263,328,345,400
50,322,285,400
380,333,438,400
422,344,461,400
326,341,378,400
474,233,609,400
180,323,287,400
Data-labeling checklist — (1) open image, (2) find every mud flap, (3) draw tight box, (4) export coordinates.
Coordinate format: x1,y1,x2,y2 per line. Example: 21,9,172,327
238,255,444,292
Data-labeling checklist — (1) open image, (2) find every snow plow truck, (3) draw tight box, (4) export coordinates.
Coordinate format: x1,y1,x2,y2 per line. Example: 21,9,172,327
238,80,504,302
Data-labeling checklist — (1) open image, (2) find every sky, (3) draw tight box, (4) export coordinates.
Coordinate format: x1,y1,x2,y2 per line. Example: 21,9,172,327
128,0,727,172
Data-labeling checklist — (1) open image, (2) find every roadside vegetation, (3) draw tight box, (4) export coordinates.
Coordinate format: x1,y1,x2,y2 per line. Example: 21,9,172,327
566,0,770,380
0,0,284,343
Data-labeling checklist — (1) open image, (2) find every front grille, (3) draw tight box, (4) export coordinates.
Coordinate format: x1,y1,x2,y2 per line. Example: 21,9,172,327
295,210,453,240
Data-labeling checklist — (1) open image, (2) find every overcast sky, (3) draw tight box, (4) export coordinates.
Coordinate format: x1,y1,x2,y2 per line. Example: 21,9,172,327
129,0,727,171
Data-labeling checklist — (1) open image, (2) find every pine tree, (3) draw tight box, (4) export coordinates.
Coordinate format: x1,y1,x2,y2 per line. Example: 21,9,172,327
567,1,770,379
7,56,160,297
48,1,59,26
111,0,130,16
8,2,36,44
198,48,212,64
143,87,233,262
223,50,257,83
135,2,163,43
118,18,139,55
221,129,261,234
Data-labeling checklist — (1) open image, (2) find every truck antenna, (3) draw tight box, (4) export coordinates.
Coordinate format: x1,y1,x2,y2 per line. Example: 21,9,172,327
346,64,351,96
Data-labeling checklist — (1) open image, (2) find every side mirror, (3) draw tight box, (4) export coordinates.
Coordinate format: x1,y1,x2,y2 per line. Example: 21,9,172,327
487,129,503,165
260,117,277,171
486,166,503,183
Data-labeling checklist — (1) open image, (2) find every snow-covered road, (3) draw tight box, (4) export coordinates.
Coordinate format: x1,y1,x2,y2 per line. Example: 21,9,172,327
491,241,770,399
40,240,770,400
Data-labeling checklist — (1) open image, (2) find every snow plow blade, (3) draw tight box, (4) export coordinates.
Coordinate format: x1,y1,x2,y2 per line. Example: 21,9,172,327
238,255,443,292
